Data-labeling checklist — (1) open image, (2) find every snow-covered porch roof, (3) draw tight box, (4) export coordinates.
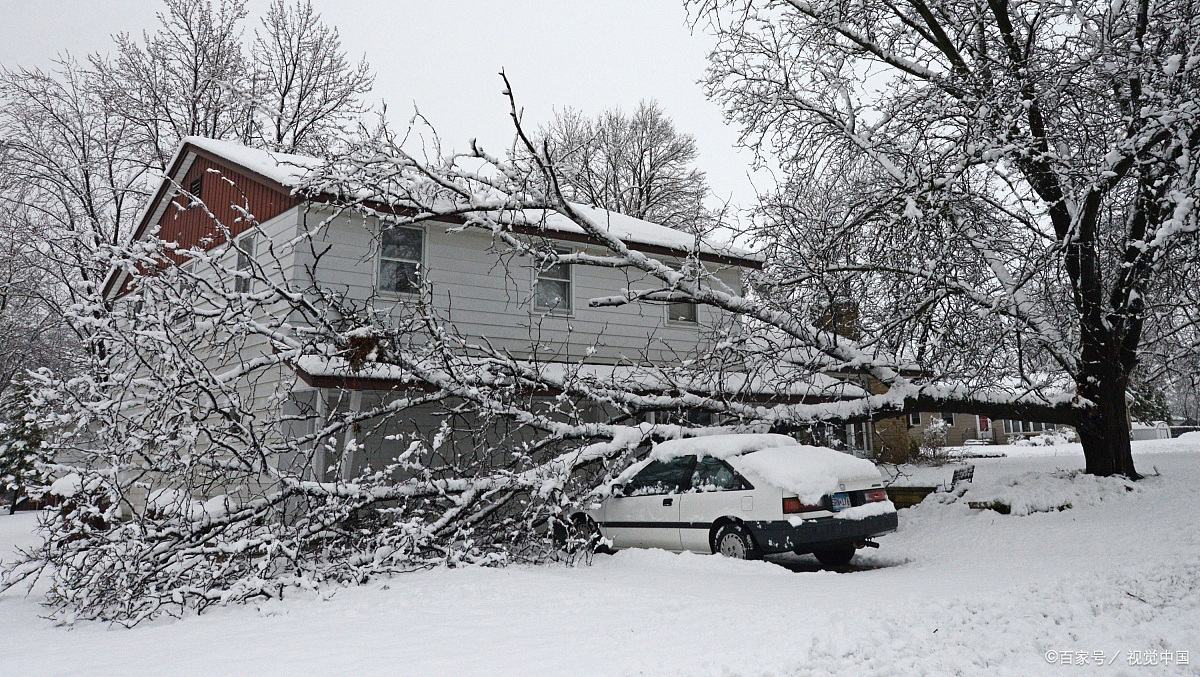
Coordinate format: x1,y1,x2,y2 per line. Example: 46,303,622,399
289,355,868,404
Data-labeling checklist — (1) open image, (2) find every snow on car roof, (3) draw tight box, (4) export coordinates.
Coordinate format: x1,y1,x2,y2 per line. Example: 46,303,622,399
649,434,800,461
649,433,882,503
727,446,881,504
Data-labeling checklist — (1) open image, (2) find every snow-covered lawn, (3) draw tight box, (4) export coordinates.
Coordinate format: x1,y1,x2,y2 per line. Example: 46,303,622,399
2,440,1199,676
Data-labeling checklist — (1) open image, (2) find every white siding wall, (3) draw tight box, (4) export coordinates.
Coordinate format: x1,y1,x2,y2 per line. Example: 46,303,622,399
287,208,744,363
112,207,303,483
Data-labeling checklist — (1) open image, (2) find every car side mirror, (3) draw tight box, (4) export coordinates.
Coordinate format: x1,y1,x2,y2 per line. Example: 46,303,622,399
610,483,625,497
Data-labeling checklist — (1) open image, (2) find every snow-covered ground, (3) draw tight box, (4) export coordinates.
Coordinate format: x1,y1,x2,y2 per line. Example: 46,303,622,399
2,439,1199,676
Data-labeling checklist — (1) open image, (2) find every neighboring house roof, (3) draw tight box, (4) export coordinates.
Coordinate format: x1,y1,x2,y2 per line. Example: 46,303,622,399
103,137,761,300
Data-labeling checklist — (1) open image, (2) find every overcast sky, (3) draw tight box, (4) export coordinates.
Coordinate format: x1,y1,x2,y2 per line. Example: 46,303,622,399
0,0,768,211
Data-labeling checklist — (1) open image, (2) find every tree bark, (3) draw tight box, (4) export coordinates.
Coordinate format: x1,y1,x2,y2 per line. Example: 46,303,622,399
1076,380,1140,478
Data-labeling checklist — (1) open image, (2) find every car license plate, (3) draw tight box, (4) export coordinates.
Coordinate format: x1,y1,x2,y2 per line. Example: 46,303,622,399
831,493,852,511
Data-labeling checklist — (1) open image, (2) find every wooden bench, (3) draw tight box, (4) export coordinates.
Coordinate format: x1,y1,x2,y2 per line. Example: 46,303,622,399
886,486,938,509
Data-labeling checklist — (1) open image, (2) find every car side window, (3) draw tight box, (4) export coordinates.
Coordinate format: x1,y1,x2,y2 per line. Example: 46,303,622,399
689,456,751,492
625,456,696,496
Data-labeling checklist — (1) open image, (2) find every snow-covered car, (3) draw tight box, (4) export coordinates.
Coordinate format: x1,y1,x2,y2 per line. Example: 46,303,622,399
578,434,898,565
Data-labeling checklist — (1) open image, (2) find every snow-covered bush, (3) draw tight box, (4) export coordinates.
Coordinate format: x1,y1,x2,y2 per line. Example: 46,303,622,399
0,383,53,512
0,256,662,624
964,471,1138,516
914,417,951,465
1014,429,1077,447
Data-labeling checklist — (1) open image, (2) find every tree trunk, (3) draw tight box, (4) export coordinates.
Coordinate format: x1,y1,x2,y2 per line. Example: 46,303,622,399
1076,384,1140,479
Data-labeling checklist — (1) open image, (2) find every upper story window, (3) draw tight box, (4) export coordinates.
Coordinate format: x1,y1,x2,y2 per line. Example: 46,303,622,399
535,249,572,313
177,260,196,295
172,261,196,328
188,177,203,204
908,412,922,427
940,412,955,425
667,300,698,324
235,233,255,294
379,226,424,294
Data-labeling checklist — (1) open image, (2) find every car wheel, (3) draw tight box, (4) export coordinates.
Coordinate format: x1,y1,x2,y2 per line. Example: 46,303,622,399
713,523,760,560
812,543,856,566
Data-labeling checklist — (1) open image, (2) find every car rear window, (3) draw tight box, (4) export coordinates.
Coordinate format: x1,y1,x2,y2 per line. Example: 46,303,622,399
627,456,695,496
690,456,752,492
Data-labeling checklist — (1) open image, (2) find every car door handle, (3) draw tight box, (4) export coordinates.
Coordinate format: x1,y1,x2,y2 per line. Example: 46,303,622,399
662,497,673,506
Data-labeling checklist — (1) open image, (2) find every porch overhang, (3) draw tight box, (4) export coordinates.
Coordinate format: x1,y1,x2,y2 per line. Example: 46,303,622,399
287,355,868,405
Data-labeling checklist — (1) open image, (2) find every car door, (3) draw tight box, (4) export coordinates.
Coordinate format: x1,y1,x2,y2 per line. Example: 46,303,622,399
678,456,756,552
602,456,693,551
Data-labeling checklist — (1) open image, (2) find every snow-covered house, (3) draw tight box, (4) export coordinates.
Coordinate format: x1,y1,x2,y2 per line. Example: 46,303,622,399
100,138,809,478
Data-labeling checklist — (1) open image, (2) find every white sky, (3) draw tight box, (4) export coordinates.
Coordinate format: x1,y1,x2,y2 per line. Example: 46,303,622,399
0,0,769,211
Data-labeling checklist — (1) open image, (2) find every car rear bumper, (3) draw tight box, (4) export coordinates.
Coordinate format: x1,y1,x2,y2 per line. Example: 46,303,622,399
745,511,899,555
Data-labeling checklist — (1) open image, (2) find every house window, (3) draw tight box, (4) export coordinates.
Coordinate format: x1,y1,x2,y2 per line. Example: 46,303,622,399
172,261,196,328
177,261,196,295
908,412,922,427
379,226,424,294
667,300,698,324
1003,420,1056,434
235,233,254,293
648,409,714,427
189,177,203,203
846,422,874,452
535,250,572,312
940,412,955,425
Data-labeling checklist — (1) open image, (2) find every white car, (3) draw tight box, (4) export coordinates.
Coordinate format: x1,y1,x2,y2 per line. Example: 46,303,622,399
578,434,898,565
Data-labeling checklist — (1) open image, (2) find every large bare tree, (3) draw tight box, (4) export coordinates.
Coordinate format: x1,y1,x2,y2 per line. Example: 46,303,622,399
0,58,147,347
90,0,374,168
92,0,255,171
0,0,376,323
532,101,712,232
249,0,374,154
685,0,1200,477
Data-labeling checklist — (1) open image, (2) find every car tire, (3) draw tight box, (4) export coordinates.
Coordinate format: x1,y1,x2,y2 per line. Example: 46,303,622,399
713,522,761,560
812,543,856,566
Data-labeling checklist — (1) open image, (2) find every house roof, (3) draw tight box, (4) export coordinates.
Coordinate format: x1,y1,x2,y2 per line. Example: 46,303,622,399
104,137,762,299
178,137,761,264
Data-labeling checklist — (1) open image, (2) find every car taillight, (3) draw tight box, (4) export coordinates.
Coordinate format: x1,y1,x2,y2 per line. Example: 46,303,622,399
863,488,888,503
782,497,822,513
